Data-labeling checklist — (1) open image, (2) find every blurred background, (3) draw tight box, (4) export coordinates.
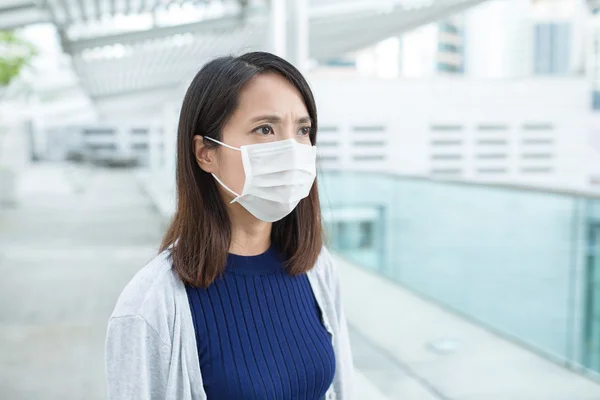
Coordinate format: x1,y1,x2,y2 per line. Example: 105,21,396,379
1,0,600,398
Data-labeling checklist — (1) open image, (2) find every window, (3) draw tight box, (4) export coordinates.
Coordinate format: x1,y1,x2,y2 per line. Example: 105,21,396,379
438,63,462,73
430,168,462,175
353,155,385,161
523,123,553,131
477,140,507,146
440,23,459,34
431,139,462,146
318,141,339,148
477,124,509,132
83,128,114,136
335,222,349,249
319,126,338,133
353,140,386,147
324,58,356,68
359,221,374,249
132,143,149,150
523,138,554,145
522,153,553,160
477,153,507,160
353,125,385,133
593,91,600,112
477,168,507,174
438,43,460,53
86,143,117,150
534,23,571,75
431,125,462,132
431,154,462,160
521,167,553,174
333,221,376,250
319,155,339,162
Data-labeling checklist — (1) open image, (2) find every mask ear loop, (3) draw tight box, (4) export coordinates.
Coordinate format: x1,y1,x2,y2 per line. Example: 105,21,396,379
202,136,243,204
203,136,241,152
211,173,241,203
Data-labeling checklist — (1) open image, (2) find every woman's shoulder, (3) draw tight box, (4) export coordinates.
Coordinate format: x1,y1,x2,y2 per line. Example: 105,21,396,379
110,250,182,325
308,245,338,287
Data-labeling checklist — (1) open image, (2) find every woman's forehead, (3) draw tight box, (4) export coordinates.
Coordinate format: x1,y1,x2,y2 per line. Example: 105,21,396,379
235,73,308,120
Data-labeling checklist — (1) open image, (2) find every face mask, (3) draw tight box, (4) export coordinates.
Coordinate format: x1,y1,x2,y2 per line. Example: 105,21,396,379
204,136,317,222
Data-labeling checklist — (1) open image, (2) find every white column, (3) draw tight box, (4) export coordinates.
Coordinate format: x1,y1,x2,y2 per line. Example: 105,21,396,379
288,0,309,70
397,35,403,77
163,103,178,181
270,0,287,58
118,125,130,159
148,124,161,171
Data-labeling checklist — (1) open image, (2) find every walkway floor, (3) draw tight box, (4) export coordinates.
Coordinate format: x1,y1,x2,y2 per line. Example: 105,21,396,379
0,164,163,399
337,255,600,400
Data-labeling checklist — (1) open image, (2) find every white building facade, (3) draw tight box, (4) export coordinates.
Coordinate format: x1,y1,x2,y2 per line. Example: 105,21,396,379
310,76,600,193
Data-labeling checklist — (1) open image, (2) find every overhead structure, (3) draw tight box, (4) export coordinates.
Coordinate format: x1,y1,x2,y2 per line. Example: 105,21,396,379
0,1,50,30
2,0,490,109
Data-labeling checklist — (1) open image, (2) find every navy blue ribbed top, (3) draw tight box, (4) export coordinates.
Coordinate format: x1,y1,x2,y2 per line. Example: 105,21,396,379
185,247,336,400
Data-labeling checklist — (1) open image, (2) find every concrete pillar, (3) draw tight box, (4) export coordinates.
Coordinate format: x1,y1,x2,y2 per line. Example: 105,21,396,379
30,96,47,161
162,103,179,181
148,124,161,171
117,125,130,160
287,0,309,70
397,35,403,76
270,0,287,59
0,118,29,206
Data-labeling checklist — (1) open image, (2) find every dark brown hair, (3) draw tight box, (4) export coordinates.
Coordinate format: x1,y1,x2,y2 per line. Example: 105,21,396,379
159,51,323,288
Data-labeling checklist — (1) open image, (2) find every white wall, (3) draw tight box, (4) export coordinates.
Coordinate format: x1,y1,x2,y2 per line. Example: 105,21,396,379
309,75,598,193
400,24,438,78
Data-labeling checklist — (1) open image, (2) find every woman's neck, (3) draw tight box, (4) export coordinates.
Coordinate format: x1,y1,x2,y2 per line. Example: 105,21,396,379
228,205,272,256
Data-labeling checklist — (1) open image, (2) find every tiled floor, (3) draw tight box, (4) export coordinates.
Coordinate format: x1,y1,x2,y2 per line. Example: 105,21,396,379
0,164,163,399
337,253,600,400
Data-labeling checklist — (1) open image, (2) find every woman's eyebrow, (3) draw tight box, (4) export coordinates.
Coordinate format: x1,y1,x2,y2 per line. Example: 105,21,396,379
250,115,312,124
250,115,281,124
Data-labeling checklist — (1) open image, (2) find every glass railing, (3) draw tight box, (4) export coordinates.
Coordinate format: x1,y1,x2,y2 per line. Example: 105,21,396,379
318,171,600,376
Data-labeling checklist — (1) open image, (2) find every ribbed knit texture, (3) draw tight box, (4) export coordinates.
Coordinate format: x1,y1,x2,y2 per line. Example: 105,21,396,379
185,247,336,400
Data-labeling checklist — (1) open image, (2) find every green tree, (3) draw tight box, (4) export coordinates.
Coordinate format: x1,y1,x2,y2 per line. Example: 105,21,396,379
0,31,36,87
0,31,36,171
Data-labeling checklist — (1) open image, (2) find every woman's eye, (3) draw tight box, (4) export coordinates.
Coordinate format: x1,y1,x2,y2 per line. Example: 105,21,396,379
298,126,311,136
254,126,273,135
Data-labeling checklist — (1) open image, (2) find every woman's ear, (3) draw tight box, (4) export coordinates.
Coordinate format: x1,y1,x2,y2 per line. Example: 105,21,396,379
193,135,216,173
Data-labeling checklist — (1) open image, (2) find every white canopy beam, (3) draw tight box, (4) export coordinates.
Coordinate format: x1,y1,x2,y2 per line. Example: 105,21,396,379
63,10,260,54
0,1,49,30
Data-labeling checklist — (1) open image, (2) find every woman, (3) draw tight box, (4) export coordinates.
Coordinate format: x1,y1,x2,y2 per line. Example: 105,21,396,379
105,51,354,400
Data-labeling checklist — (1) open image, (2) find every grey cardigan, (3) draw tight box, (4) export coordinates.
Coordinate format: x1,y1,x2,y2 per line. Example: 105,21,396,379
105,246,354,400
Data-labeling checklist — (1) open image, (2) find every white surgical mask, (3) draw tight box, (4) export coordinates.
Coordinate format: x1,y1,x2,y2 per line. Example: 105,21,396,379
204,136,317,222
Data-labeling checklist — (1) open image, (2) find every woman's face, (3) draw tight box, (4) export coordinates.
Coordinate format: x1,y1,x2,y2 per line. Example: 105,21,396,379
197,72,312,202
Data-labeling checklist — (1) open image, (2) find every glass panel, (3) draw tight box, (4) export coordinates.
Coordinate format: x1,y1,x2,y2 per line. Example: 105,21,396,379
587,227,600,372
322,204,385,272
320,171,582,363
